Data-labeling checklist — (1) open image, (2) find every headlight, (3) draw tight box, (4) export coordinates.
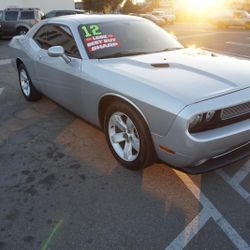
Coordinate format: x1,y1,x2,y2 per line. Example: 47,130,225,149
205,111,215,122
189,110,219,133
189,114,203,129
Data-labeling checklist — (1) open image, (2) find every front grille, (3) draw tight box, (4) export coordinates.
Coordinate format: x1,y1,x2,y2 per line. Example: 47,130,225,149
221,102,250,120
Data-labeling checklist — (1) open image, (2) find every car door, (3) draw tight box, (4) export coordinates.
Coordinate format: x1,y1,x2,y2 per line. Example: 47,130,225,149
33,24,84,116
2,10,19,36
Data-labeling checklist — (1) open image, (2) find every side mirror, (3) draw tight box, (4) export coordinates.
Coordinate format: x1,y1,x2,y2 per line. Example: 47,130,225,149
47,46,71,64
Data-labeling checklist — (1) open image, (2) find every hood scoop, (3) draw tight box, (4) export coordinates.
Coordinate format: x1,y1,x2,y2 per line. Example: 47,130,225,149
151,63,170,68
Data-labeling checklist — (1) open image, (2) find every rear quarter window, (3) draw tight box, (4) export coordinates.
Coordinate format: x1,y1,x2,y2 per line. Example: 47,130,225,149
5,11,19,21
20,11,35,20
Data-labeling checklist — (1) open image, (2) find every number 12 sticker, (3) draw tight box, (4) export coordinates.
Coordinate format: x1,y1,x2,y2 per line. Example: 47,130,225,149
82,25,102,37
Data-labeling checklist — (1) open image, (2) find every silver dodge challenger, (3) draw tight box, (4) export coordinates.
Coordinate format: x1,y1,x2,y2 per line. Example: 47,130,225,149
9,15,250,173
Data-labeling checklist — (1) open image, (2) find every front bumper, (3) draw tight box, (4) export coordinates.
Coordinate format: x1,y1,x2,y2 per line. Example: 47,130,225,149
179,141,249,174
153,87,250,173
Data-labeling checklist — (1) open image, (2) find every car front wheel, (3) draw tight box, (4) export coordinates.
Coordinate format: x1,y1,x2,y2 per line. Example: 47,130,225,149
104,101,154,170
18,64,41,101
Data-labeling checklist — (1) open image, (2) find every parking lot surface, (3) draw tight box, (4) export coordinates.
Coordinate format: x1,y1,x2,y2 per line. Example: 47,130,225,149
0,23,249,250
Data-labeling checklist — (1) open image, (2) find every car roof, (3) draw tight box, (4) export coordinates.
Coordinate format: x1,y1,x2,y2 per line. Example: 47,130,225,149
45,14,143,25
47,9,84,13
4,8,41,11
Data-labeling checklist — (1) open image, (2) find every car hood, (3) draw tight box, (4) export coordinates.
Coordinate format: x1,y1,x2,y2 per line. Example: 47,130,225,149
98,48,250,105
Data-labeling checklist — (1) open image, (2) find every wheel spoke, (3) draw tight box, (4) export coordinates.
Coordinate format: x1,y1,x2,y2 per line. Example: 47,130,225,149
111,132,126,143
111,114,127,131
131,136,140,152
123,141,132,161
21,71,28,81
20,70,30,96
126,117,134,132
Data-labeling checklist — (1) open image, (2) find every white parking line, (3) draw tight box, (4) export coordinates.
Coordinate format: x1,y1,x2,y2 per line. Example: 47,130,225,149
166,209,210,250
166,170,250,250
226,41,250,48
201,47,250,59
0,59,11,66
0,87,4,95
216,163,250,203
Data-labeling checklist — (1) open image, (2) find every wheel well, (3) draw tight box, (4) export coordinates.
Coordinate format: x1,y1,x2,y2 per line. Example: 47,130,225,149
98,95,148,130
16,58,23,70
16,26,28,33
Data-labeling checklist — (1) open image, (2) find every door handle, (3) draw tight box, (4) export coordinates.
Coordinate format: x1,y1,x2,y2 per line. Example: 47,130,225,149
39,54,42,60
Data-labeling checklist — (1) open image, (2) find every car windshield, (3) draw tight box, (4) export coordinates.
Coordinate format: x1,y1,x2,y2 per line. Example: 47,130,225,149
79,19,183,59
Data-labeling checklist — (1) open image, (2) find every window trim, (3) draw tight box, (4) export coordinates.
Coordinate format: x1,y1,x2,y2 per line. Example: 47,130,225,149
33,23,82,59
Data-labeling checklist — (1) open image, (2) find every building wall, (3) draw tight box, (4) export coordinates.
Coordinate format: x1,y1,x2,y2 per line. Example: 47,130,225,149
0,0,75,12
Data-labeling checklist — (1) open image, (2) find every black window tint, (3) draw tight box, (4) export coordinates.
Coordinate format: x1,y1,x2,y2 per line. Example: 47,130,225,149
5,11,18,21
79,20,183,59
47,25,80,57
59,12,72,16
46,11,56,18
20,11,35,20
34,25,80,58
33,25,50,49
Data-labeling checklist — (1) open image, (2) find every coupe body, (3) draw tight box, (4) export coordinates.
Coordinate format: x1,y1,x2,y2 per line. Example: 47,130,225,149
9,15,250,173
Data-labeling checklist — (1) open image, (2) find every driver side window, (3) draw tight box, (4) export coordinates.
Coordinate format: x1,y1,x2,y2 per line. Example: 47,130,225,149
33,24,81,58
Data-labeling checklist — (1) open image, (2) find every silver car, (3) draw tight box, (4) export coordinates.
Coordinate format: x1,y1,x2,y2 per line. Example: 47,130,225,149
9,15,250,173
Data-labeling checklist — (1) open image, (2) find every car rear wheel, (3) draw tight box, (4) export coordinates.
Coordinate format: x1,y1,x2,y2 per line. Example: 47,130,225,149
18,64,41,101
104,101,154,170
17,27,29,35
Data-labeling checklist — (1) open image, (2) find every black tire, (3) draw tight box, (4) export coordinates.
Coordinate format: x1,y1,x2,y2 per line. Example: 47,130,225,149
18,64,42,101
16,27,29,35
104,101,155,170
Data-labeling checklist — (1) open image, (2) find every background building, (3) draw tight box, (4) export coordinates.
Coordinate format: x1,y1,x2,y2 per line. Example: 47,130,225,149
0,0,75,13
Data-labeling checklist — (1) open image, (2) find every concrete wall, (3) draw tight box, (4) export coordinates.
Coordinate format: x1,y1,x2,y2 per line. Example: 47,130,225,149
0,0,75,13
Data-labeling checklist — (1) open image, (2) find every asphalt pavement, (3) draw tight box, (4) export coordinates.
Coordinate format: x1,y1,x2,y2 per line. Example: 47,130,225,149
0,23,249,250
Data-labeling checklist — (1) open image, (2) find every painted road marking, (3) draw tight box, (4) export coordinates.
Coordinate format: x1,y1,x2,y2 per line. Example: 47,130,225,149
216,162,250,203
226,41,250,48
201,47,250,59
166,209,211,250
0,87,4,95
166,170,250,250
0,59,11,66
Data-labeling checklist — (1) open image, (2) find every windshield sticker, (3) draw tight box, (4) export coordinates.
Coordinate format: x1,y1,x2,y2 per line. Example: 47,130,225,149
84,34,120,53
81,25,102,37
